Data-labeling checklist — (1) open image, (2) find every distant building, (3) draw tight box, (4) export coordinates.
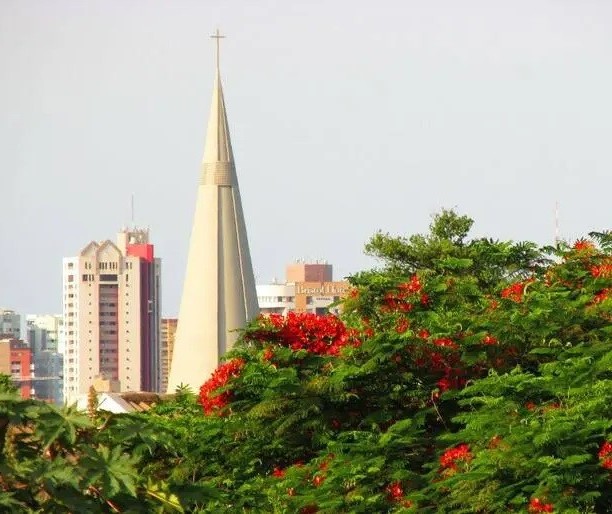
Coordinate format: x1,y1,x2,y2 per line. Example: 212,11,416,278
26,314,64,353
160,318,178,394
26,314,64,404
0,338,32,399
257,261,350,316
0,309,21,339
73,375,164,414
62,228,161,405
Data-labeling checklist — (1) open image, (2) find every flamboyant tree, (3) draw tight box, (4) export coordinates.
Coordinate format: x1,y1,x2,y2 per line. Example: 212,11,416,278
1,211,610,513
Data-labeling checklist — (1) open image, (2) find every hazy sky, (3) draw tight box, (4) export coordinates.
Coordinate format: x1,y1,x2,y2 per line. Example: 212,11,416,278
2,0,612,317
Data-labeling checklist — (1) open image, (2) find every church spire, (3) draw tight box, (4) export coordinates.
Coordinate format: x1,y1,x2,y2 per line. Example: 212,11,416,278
203,29,233,166
167,32,259,393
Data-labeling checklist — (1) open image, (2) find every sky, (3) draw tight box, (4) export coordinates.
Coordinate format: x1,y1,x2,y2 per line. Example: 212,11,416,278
1,0,612,317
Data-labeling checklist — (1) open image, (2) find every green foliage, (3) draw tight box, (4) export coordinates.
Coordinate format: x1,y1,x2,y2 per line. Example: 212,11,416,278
1,211,610,512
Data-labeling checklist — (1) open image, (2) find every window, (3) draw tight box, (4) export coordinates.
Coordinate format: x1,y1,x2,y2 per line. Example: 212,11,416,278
100,274,118,281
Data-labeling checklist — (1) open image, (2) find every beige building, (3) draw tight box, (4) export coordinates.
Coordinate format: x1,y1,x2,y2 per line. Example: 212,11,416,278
167,33,259,392
257,261,350,316
63,228,161,404
160,318,177,394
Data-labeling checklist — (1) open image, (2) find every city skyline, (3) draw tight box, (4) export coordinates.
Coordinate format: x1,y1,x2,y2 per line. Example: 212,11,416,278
2,1,612,318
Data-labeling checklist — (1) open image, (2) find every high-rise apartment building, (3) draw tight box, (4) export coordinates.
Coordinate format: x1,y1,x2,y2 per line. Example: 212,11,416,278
160,318,178,394
62,228,161,404
0,309,21,339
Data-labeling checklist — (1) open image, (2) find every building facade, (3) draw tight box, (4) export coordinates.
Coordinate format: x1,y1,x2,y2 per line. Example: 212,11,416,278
0,309,21,339
62,228,161,404
26,314,64,354
257,262,350,316
0,338,32,399
160,318,177,394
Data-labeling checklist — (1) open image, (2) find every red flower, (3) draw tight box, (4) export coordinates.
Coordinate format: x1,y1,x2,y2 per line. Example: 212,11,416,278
198,358,245,415
434,337,458,350
398,275,422,294
528,497,554,513
482,334,498,345
573,239,595,251
593,289,610,304
246,312,360,356
396,318,410,334
591,262,612,278
501,281,526,302
599,441,612,470
272,467,285,478
439,444,472,470
312,474,325,487
417,329,430,340
263,347,274,361
386,481,403,501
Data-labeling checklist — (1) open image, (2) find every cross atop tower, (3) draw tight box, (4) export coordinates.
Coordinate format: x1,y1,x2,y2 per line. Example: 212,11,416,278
211,28,225,71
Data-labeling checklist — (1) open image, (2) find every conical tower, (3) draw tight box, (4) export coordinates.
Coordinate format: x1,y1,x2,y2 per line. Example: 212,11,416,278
167,32,259,393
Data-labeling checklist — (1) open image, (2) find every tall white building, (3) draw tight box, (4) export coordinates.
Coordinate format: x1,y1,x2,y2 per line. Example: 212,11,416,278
167,33,259,393
0,309,21,339
63,228,161,404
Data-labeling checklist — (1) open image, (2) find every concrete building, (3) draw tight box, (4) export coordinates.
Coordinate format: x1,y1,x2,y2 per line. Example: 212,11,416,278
0,338,33,399
167,33,258,392
26,314,64,353
0,309,21,339
25,315,64,404
160,318,177,394
62,228,161,404
257,262,350,316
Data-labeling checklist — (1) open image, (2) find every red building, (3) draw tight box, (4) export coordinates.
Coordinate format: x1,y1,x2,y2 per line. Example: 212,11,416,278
0,338,33,399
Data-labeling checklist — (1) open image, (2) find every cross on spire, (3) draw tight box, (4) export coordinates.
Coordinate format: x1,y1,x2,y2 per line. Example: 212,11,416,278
211,28,225,71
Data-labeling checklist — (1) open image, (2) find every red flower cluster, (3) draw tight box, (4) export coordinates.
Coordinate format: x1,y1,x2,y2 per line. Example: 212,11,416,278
386,481,403,501
593,289,610,304
312,474,325,487
434,337,459,350
396,318,410,334
591,261,612,278
198,358,245,415
439,444,472,470
249,312,360,356
382,275,426,312
598,441,612,470
482,334,498,345
501,279,532,302
272,467,285,478
573,239,595,251
528,497,554,513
